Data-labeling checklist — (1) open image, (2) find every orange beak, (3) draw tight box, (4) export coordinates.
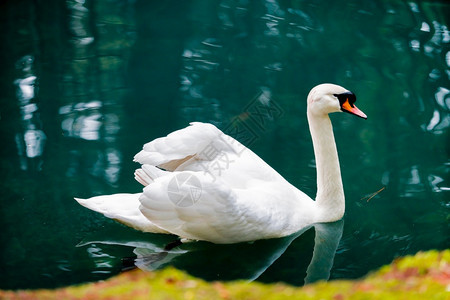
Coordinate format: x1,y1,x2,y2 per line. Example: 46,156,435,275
341,98,367,119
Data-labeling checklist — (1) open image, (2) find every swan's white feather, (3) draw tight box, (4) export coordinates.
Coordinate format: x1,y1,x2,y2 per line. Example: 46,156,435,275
133,122,220,169
131,122,317,243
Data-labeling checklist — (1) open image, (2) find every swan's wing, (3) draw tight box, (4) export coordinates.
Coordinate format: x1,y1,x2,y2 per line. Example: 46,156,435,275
138,172,276,244
133,122,223,170
75,193,170,234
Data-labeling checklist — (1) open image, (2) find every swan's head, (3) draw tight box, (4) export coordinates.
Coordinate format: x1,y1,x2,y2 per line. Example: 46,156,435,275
307,83,367,119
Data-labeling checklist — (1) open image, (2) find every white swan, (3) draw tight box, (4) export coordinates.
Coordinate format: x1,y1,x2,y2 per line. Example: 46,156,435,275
75,83,366,244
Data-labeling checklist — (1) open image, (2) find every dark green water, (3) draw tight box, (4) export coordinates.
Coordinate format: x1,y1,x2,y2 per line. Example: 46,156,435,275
0,0,448,290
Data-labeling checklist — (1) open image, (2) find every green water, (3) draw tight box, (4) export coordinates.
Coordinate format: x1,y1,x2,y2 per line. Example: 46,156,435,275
0,0,448,290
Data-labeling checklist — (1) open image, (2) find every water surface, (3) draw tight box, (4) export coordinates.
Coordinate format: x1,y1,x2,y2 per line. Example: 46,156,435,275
0,0,448,289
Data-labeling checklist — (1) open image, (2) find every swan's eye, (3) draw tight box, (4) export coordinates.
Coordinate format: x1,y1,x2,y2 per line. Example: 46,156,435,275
334,92,357,108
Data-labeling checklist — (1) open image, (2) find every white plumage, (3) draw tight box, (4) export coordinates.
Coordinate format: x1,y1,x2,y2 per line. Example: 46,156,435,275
75,84,366,244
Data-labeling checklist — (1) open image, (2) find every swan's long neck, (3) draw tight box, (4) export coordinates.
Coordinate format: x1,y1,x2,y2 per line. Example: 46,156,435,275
307,111,345,222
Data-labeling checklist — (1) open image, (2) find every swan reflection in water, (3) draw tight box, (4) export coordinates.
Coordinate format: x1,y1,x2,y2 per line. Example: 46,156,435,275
78,220,343,285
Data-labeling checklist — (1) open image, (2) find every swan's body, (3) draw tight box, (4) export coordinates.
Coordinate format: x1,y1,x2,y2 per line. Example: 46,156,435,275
76,84,366,244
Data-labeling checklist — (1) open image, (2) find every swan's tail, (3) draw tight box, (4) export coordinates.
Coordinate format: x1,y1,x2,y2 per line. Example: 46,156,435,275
74,193,170,234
